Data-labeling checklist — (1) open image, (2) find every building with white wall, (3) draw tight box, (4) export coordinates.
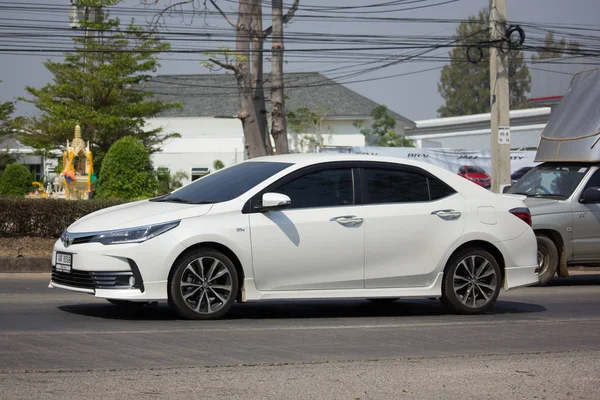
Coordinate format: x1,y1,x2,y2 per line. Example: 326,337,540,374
406,108,551,150
140,72,415,182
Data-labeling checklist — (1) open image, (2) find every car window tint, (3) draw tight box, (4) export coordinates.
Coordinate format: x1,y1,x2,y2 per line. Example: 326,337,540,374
159,161,292,204
364,168,429,203
428,177,456,200
585,169,600,189
274,168,354,209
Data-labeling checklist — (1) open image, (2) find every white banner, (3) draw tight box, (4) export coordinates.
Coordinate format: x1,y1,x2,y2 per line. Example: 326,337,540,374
318,146,539,175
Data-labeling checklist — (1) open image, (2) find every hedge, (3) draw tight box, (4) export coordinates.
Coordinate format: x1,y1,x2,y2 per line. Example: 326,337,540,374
0,197,126,238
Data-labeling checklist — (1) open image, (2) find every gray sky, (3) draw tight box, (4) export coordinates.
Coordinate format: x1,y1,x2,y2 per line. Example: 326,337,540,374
1,0,599,121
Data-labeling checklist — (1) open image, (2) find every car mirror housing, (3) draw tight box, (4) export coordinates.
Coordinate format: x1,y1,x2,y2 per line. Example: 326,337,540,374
580,186,600,203
259,192,292,212
501,184,511,193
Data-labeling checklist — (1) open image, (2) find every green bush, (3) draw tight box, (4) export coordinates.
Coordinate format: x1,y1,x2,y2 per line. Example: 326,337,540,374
0,197,126,238
0,163,33,196
96,137,157,200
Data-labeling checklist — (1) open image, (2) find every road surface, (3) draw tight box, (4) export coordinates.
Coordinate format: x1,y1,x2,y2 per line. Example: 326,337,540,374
1,273,599,399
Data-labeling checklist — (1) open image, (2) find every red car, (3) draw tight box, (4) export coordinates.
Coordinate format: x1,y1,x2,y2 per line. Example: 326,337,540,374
458,165,491,188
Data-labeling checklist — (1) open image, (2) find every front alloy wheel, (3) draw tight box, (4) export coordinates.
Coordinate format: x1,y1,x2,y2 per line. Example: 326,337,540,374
441,248,501,314
169,249,238,320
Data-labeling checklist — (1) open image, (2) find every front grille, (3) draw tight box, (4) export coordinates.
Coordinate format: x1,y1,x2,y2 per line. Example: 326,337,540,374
51,268,133,290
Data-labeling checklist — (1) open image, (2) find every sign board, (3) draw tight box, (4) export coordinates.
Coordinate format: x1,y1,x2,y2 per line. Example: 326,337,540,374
498,126,511,144
318,146,539,175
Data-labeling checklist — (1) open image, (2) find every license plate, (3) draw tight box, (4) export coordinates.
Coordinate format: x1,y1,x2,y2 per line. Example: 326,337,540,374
56,252,72,273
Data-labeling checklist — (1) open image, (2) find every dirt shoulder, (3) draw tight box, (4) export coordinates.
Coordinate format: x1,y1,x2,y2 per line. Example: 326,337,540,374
0,237,55,258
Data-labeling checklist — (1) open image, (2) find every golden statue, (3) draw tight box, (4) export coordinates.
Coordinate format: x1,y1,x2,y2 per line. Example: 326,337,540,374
61,124,94,200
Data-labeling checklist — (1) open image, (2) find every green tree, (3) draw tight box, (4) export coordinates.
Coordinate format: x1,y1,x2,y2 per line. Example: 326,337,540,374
437,8,531,117
212,160,225,171
355,105,415,148
287,106,332,152
156,167,188,195
0,164,32,196
96,136,157,200
20,0,180,173
532,31,581,60
0,95,17,170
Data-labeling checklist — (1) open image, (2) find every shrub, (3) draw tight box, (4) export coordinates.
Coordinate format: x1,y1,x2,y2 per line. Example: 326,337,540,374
96,137,157,200
0,163,32,196
0,197,126,238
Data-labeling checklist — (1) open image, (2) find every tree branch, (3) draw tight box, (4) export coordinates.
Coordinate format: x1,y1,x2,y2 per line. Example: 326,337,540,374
263,0,298,37
209,58,236,72
208,0,236,29
144,0,195,30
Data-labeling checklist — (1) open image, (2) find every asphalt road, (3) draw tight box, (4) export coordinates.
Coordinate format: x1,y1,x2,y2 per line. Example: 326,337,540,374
1,273,600,399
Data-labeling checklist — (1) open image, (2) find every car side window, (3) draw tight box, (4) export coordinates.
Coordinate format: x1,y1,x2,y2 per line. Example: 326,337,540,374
428,176,456,200
584,169,600,189
364,168,429,204
273,168,354,209
459,167,465,174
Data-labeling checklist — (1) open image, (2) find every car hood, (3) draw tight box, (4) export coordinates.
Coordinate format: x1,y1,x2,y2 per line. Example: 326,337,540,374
67,200,214,233
523,197,571,216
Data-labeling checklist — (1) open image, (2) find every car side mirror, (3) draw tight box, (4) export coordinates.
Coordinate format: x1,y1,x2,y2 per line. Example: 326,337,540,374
259,192,292,212
580,186,600,203
501,184,511,193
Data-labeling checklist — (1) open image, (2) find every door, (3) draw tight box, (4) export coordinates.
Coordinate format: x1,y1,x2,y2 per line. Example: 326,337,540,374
361,165,467,288
573,168,600,262
249,166,365,291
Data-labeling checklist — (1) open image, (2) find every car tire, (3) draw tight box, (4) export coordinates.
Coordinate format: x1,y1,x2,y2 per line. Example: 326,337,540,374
441,248,501,315
168,249,239,320
106,299,147,309
536,234,558,286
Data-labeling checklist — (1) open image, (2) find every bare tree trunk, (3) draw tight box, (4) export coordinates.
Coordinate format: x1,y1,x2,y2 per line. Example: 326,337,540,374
251,0,273,155
270,0,289,154
236,0,267,158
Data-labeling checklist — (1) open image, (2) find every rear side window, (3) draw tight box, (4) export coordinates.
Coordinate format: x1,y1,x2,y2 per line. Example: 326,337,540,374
274,168,354,209
428,177,456,200
364,168,455,204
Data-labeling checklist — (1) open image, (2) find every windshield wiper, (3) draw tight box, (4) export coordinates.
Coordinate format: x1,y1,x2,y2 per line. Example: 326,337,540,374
162,196,196,204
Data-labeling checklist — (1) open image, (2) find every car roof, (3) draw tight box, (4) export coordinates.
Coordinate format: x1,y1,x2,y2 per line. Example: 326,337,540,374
249,152,434,169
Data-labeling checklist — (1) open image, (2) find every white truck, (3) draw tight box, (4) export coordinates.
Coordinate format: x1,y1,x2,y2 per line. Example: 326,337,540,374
505,68,600,285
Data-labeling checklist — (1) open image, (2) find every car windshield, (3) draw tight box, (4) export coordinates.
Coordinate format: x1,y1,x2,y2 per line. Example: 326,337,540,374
152,161,292,204
508,164,590,198
466,166,486,173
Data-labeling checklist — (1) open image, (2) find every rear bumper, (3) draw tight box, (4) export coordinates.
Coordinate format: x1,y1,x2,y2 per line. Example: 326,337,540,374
504,265,539,290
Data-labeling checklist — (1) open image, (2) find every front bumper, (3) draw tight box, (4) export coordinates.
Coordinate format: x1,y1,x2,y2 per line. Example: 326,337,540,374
49,231,186,301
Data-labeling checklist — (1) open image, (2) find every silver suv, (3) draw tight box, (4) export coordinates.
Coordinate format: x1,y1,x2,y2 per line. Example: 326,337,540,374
506,163,600,285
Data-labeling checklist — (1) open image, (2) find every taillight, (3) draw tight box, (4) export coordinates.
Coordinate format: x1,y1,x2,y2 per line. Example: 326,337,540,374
509,207,532,226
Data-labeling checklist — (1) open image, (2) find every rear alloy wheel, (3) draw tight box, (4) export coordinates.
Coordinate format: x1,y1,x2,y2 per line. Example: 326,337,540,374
441,248,501,314
168,249,238,320
535,234,558,286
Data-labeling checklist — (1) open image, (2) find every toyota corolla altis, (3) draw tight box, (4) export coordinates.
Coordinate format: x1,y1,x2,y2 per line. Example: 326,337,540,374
50,154,539,319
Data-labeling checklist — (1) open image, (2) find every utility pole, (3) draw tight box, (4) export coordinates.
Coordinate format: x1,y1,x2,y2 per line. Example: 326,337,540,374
489,0,511,193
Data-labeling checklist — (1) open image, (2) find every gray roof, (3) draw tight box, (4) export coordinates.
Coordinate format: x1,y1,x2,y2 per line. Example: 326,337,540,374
138,72,415,127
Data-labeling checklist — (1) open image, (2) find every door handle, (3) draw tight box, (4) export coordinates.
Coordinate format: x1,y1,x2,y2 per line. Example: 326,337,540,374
330,215,364,226
431,209,461,221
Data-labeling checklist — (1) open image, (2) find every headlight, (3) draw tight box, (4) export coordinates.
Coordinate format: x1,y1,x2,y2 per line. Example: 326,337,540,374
89,221,180,245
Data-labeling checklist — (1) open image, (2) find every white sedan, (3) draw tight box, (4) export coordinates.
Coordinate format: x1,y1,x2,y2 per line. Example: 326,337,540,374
50,154,539,319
